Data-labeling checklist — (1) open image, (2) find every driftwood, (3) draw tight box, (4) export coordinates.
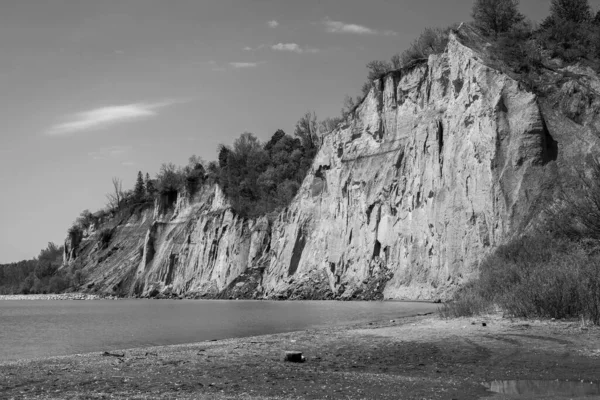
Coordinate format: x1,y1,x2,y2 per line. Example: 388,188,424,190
102,351,125,358
282,351,306,363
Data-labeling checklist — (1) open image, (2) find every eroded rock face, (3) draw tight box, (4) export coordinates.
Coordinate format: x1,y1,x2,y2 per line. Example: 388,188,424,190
64,28,600,300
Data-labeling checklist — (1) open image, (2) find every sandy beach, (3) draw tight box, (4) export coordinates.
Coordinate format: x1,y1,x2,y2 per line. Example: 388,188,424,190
1,313,599,399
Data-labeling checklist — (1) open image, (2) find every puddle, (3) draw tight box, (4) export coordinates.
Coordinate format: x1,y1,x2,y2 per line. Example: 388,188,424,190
488,380,600,397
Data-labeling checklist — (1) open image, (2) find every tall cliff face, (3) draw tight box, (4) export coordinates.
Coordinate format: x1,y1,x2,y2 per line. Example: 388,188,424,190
64,27,600,300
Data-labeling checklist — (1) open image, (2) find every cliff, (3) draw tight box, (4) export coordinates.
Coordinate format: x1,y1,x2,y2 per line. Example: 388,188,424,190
64,26,600,300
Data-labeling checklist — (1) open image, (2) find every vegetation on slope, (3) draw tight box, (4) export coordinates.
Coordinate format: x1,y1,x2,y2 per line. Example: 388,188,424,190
440,218,600,324
75,111,330,224
350,0,600,106
0,243,76,294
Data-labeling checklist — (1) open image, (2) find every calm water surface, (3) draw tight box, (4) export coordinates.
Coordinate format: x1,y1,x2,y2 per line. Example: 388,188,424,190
0,299,436,361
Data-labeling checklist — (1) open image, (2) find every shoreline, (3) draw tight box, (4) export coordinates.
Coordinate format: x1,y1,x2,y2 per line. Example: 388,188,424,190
1,314,599,399
0,293,437,303
0,293,118,301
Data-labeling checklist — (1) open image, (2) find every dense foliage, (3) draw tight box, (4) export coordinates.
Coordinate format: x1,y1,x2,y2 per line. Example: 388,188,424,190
0,242,82,294
480,0,600,67
77,111,326,222
214,117,319,218
471,0,524,35
548,0,593,24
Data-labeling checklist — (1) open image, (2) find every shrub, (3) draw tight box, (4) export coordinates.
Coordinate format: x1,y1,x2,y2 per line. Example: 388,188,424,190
537,19,599,62
400,27,452,66
440,235,600,324
75,210,94,230
319,117,343,134
341,95,360,119
365,60,393,81
71,270,84,287
438,282,492,318
68,224,83,238
48,275,69,293
98,228,112,249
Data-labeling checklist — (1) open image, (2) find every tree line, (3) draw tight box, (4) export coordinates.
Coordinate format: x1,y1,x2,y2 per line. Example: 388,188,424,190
0,242,81,294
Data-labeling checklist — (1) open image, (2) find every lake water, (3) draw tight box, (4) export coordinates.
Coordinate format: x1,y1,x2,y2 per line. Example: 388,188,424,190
0,299,437,361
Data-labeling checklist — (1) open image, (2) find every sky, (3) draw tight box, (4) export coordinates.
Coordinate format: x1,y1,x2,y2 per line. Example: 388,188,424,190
1,0,599,263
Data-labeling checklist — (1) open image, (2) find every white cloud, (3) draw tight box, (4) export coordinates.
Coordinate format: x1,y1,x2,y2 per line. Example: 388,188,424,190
271,43,319,54
121,161,135,167
267,20,279,28
272,43,302,53
229,62,260,68
243,46,253,51
323,18,397,36
47,100,180,135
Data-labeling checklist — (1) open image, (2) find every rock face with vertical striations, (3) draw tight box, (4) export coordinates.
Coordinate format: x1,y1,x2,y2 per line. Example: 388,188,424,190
63,26,600,300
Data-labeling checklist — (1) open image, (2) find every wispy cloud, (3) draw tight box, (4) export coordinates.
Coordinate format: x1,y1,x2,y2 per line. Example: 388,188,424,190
267,20,279,28
229,62,260,69
271,43,319,54
323,18,397,36
47,100,181,135
208,60,227,72
88,145,132,160
243,44,265,52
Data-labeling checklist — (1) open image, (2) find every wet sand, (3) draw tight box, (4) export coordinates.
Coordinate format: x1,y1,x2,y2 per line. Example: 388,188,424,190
1,313,599,399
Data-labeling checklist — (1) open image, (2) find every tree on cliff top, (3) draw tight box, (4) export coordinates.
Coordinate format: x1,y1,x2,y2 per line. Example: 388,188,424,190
105,177,123,211
398,27,453,67
294,112,320,151
155,163,184,195
472,0,525,35
144,173,155,197
549,0,592,23
133,171,145,200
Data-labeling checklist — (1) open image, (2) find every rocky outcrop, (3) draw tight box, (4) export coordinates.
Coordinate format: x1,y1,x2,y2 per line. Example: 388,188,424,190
64,26,600,300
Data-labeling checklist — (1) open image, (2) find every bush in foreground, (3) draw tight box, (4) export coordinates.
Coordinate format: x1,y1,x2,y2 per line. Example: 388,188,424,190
442,157,600,325
441,233,600,324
